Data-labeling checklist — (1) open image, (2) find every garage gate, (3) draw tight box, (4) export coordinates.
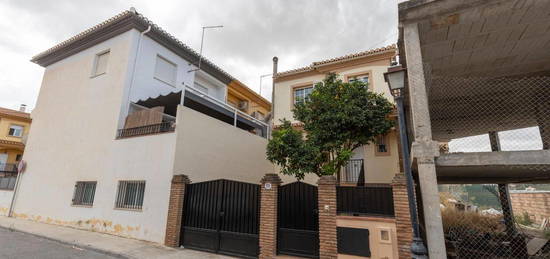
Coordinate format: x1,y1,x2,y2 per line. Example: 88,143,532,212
180,179,260,258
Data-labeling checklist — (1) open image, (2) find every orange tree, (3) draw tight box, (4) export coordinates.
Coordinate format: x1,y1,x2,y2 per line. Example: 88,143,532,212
267,73,394,180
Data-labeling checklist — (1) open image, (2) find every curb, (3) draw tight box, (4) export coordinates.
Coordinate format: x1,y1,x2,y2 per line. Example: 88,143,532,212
0,225,129,258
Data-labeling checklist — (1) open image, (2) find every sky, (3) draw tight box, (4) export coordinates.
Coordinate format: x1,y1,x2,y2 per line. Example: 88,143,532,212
0,0,399,112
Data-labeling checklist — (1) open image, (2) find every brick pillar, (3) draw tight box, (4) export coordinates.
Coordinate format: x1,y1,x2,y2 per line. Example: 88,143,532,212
164,174,190,247
259,174,282,259
318,175,337,259
391,173,413,259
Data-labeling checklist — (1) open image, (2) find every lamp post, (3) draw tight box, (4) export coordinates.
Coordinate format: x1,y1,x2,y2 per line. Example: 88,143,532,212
384,65,428,258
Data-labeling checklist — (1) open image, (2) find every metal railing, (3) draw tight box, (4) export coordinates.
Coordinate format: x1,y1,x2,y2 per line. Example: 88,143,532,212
336,185,395,217
184,85,270,137
117,121,175,139
340,159,364,184
0,172,17,190
0,163,17,173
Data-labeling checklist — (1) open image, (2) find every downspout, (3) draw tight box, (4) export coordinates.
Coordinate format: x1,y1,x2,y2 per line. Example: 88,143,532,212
124,25,151,123
270,57,278,138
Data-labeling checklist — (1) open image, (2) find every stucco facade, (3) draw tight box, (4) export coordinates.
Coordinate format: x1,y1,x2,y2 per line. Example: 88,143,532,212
13,11,272,244
273,47,400,184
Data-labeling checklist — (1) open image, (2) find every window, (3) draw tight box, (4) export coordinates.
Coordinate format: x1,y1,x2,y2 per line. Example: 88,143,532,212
15,154,22,162
293,86,313,104
72,181,97,206
92,51,109,76
0,175,16,190
115,180,146,210
154,55,177,86
375,134,390,156
8,125,24,137
348,74,369,85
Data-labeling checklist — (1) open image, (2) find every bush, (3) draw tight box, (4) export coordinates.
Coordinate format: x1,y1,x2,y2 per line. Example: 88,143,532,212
515,211,533,226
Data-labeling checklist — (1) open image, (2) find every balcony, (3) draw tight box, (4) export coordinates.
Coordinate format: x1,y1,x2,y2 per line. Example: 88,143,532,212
118,86,269,139
0,163,17,174
338,159,364,185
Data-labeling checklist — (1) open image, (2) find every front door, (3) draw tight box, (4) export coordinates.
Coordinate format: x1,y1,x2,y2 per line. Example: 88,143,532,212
180,179,260,258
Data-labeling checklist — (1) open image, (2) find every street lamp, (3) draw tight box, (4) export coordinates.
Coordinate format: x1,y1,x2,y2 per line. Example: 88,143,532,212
384,65,428,259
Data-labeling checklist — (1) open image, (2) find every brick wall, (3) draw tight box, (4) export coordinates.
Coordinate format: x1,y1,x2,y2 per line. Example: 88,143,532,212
259,174,282,259
164,174,190,247
510,191,550,224
318,175,337,259
391,173,413,259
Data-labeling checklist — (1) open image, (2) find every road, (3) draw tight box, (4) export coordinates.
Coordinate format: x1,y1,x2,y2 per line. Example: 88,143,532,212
0,227,121,259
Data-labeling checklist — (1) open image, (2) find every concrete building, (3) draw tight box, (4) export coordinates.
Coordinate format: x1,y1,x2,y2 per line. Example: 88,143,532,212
398,0,550,257
9,9,271,244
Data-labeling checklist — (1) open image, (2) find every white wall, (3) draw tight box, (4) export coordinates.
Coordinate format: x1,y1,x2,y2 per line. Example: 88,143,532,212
129,35,195,103
0,190,13,216
173,106,272,184
13,30,176,243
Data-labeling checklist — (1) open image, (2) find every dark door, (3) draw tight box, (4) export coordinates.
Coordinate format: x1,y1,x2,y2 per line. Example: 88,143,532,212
277,181,319,258
180,179,260,258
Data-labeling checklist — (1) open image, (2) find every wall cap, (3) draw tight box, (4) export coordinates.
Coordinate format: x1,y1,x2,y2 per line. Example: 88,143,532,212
172,174,191,184
260,173,282,185
317,175,337,185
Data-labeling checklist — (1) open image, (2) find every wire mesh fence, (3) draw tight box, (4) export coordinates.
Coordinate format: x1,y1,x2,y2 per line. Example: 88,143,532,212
440,184,550,259
425,75,550,177
427,76,549,153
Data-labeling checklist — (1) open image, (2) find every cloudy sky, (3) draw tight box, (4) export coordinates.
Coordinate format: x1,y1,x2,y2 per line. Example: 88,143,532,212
0,0,398,111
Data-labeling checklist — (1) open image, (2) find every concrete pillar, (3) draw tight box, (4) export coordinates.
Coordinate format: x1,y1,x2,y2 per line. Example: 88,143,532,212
259,174,282,259
164,174,191,247
403,22,447,258
317,175,338,259
489,131,517,237
391,173,414,258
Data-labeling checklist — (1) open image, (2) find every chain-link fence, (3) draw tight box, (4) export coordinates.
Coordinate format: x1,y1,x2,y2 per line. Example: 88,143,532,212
440,184,550,259
427,76,549,155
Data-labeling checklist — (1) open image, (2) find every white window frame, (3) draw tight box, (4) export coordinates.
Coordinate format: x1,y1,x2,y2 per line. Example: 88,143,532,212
8,124,24,137
293,85,314,105
91,50,110,77
154,55,177,87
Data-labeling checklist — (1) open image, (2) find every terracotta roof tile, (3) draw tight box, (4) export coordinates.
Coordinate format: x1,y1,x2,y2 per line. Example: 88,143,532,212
31,9,236,82
276,44,397,77
0,107,31,120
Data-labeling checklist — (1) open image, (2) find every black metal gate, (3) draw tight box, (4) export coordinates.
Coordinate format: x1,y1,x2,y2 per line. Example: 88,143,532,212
180,179,260,258
277,181,319,258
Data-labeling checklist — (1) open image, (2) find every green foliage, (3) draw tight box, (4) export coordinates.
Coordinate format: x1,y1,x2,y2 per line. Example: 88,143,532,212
266,73,394,180
515,211,533,226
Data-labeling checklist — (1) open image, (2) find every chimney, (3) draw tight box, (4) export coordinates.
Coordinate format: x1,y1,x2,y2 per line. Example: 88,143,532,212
19,104,26,112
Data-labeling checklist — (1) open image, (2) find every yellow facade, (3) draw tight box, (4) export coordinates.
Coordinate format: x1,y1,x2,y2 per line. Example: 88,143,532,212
0,107,31,165
226,80,271,121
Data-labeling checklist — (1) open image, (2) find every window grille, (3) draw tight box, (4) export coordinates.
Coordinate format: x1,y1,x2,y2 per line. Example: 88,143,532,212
375,135,388,153
72,181,97,206
115,181,146,210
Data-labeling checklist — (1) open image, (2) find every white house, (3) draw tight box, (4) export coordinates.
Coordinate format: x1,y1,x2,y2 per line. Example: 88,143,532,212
8,9,272,244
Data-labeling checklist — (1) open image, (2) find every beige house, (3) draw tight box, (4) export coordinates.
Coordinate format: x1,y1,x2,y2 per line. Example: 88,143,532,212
271,46,409,259
273,45,400,185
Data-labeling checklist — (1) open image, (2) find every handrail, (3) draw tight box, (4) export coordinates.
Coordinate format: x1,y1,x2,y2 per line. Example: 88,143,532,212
185,86,269,128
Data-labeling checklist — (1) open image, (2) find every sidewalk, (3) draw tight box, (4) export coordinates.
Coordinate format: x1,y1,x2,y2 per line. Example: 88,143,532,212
0,216,234,259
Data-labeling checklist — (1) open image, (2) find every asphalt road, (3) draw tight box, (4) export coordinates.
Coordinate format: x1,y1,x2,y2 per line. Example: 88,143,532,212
0,227,121,259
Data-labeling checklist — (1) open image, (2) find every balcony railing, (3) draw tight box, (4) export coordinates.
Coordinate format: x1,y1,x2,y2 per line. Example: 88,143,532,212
339,159,364,184
0,163,17,173
117,121,175,139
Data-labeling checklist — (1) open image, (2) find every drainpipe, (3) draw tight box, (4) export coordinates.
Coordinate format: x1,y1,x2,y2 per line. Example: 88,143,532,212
123,24,151,125
270,57,278,136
